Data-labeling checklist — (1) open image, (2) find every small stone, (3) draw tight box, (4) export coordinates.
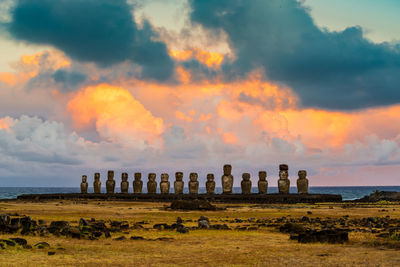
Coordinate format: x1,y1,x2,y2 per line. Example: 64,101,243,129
113,236,126,241
48,251,56,256
177,226,189,233
35,242,50,249
0,239,15,246
9,238,27,246
176,217,183,224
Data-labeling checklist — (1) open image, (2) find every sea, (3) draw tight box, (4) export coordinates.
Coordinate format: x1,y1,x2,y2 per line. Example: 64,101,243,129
0,186,399,200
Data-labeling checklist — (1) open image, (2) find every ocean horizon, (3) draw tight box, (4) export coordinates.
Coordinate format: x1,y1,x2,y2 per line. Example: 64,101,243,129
1,186,399,201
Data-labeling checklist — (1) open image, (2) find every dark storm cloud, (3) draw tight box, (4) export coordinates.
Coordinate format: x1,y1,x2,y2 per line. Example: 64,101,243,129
52,69,87,87
7,0,174,81
189,0,400,110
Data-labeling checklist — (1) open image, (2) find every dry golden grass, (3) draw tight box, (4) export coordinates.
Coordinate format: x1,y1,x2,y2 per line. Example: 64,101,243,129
1,200,400,266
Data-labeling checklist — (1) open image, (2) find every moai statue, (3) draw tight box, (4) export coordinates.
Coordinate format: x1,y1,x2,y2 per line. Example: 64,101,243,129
297,170,309,194
278,164,290,194
133,172,143,193
174,172,184,194
160,173,170,194
121,173,129,193
106,170,115,194
241,173,252,194
221,164,234,194
80,175,88,194
93,173,101,194
206,174,215,194
189,173,199,194
147,173,157,194
258,171,268,194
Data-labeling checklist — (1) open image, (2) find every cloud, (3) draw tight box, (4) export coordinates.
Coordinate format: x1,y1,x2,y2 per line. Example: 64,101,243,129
7,0,174,81
0,115,83,165
67,83,164,148
189,0,400,110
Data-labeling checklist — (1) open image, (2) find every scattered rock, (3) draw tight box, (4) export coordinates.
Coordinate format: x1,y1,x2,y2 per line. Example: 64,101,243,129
176,226,189,234
297,229,349,244
0,239,15,246
9,238,27,246
35,242,50,249
48,251,56,256
113,236,126,241
198,216,210,229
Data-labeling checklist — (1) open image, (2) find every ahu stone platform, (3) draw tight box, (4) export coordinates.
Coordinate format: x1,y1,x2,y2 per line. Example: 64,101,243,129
16,193,342,204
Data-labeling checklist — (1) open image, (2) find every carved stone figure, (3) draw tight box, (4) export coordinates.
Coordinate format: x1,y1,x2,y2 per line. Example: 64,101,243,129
241,173,252,194
174,172,184,194
93,173,101,194
80,175,88,194
160,173,170,194
133,173,143,193
206,174,215,194
121,173,129,193
221,164,234,194
106,170,115,194
297,170,309,194
147,173,157,194
189,173,199,194
258,171,268,194
278,164,290,194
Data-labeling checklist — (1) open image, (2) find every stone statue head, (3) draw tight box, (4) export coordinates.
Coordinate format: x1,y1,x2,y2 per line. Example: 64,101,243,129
279,164,289,179
298,170,307,179
82,175,87,183
107,170,114,180
134,173,142,180
279,170,289,180
148,173,156,181
223,164,232,175
242,173,250,181
94,173,100,181
161,173,169,182
279,164,289,171
121,172,128,181
258,171,267,180
207,173,214,181
189,173,198,181
175,172,183,181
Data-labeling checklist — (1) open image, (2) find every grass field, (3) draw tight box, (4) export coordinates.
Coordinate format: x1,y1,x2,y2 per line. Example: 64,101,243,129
1,200,400,266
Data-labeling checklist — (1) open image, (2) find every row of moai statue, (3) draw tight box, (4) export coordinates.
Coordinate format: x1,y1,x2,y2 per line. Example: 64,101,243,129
80,164,309,194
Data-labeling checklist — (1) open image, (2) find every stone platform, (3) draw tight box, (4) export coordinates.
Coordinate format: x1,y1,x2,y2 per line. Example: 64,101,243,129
16,193,342,203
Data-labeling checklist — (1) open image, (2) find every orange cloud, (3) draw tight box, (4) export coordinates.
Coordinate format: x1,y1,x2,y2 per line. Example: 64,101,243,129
0,118,9,131
170,48,224,68
0,73,18,86
67,83,164,146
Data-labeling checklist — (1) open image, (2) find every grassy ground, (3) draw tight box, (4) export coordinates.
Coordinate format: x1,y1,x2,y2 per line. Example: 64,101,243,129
1,200,400,266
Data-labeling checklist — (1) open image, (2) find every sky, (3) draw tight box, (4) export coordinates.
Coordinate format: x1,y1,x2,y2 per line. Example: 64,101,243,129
0,0,400,187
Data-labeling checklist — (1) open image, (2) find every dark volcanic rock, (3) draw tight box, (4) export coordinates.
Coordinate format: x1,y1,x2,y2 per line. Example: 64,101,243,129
170,199,217,211
50,221,69,229
9,238,27,246
297,229,349,244
0,239,15,246
176,226,189,233
35,242,50,249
